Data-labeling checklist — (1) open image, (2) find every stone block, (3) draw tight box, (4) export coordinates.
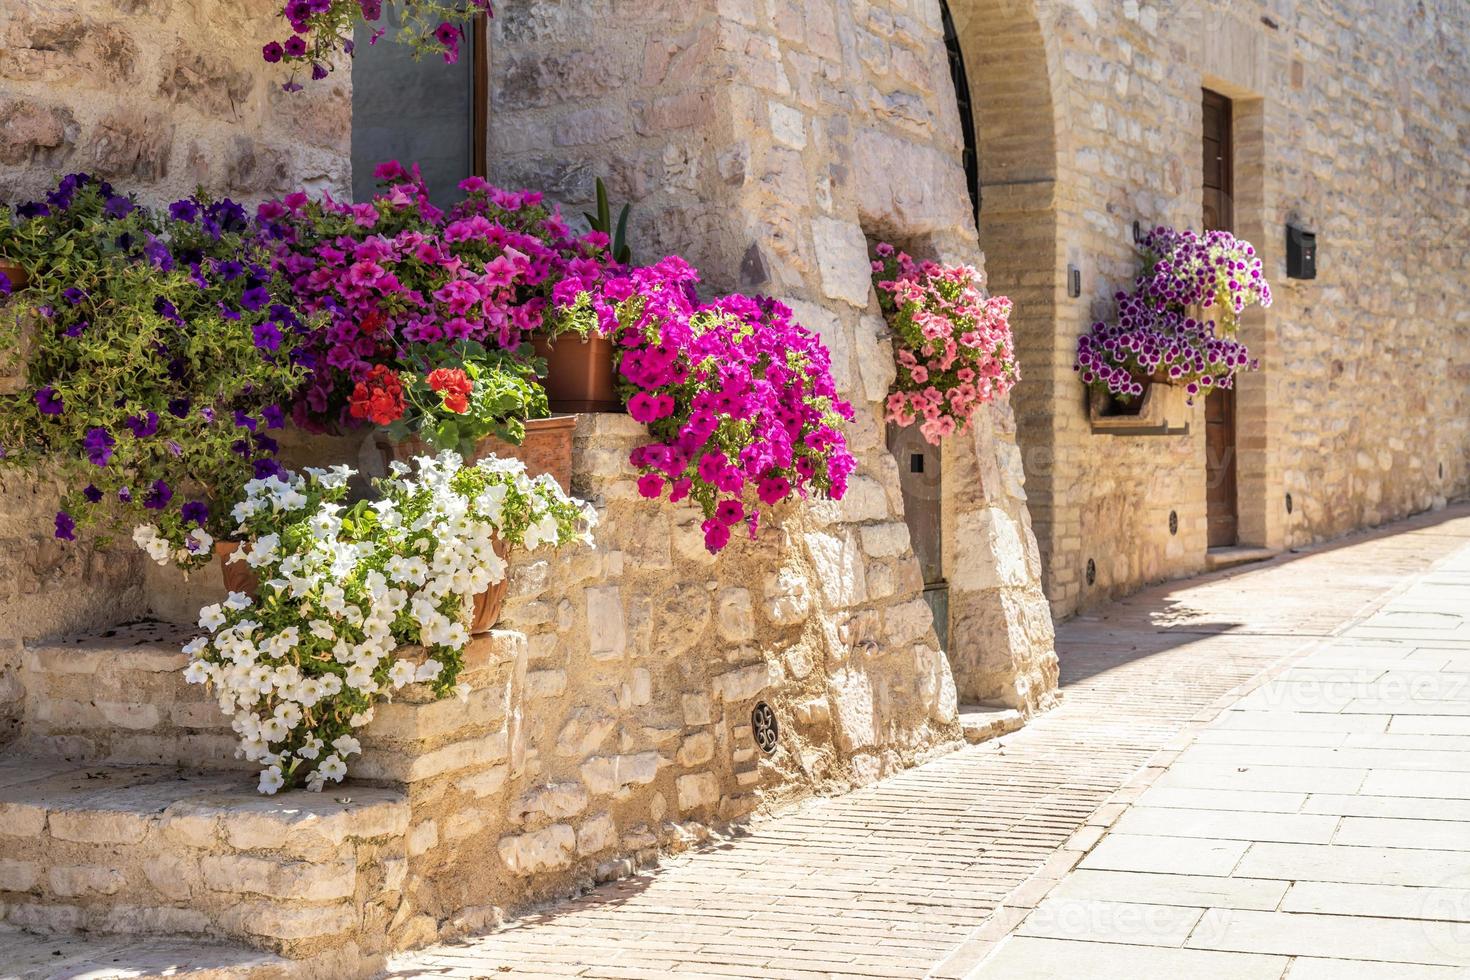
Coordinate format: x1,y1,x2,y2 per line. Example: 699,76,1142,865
577,814,617,856
498,824,577,875
511,783,589,826
581,753,661,795
811,217,873,307
677,732,716,767
713,662,777,704
716,588,755,642
48,809,150,845
586,586,627,662
676,773,721,813
200,854,356,902
0,859,39,892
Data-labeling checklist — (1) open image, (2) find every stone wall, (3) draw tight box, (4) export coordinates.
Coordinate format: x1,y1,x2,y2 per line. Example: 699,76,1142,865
949,0,1470,615
488,0,1058,713
0,0,352,681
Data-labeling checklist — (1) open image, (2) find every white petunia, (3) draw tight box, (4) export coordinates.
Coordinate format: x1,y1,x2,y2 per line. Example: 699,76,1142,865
182,636,209,657
223,591,252,611
258,766,285,794
198,604,226,632
331,735,361,758
260,717,289,743
317,755,347,782
387,659,416,689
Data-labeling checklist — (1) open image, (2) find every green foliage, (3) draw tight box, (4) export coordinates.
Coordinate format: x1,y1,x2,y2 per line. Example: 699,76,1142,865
0,175,305,565
583,177,632,266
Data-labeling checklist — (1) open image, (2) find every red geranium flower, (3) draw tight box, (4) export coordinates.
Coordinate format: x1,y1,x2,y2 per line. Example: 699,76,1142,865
426,367,472,414
348,364,405,425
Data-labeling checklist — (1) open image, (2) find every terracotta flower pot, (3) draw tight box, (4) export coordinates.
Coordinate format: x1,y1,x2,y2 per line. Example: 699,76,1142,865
532,333,622,413
468,537,512,634
0,259,27,293
215,541,260,597
379,415,576,492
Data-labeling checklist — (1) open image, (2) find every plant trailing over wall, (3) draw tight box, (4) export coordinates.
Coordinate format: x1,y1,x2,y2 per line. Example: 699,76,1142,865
185,451,595,794
556,257,856,553
265,0,492,89
872,244,1019,445
1075,227,1271,402
0,174,306,567
258,163,612,454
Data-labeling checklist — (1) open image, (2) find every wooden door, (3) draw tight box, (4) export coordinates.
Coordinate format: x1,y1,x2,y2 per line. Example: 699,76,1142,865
1202,90,1238,547
887,423,947,650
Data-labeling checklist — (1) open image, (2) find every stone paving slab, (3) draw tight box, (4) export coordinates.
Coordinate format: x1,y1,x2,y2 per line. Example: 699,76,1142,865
385,505,1470,979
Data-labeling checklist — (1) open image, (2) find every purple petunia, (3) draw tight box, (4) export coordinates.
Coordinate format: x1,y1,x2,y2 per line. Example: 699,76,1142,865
83,427,114,467
262,40,285,63
34,387,64,416
233,410,258,432
125,411,160,438
261,404,285,429
252,321,283,352
54,511,76,541
143,479,173,511
181,500,209,526
167,398,191,419
104,195,134,219
82,485,103,504
240,285,271,312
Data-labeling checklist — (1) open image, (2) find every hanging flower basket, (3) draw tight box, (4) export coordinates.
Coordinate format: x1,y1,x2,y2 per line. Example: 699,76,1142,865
532,332,621,413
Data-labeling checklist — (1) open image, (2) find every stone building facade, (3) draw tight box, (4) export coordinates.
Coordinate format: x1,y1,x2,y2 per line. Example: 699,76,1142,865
2,0,1464,966
0,0,1059,964
950,0,1470,615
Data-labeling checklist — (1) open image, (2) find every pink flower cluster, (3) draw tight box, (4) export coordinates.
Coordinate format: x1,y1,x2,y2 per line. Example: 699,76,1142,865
872,245,1019,446
257,162,610,430
1074,226,1271,402
558,257,856,553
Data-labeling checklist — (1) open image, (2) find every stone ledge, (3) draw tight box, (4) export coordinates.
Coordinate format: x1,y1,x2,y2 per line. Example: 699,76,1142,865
14,626,526,783
0,760,408,958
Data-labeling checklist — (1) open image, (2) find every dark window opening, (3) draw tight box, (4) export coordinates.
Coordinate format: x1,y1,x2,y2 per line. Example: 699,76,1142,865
940,0,980,226
350,13,489,208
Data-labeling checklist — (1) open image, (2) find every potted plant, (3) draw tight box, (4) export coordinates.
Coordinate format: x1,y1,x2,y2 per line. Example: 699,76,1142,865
0,174,305,571
533,178,632,414
871,244,1020,445
189,451,596,794
263,0,493,89
258,164,610,489
1076,226,1271,414
559,256,856,553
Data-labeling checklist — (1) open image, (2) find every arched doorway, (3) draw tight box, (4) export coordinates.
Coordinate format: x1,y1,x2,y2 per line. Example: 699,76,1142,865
942,0,1068,616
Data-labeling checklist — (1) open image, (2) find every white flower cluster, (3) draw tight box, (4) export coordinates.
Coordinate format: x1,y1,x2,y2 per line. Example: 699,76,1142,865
183,451,597,794
133,522,215,567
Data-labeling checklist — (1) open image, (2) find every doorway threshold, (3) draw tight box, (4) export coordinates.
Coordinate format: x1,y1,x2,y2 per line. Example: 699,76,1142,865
1205,545,1278,572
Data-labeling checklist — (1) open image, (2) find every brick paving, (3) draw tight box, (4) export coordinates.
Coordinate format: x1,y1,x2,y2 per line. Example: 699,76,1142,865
385,504,1470,980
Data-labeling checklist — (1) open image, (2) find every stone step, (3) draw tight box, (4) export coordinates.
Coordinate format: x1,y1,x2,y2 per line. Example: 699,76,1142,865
958,703,1026,745
0,759,409,965
14,623,524,781
0,925,304,979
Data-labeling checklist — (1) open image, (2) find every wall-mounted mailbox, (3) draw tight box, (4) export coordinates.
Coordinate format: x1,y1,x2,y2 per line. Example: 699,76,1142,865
1287,225,1317,279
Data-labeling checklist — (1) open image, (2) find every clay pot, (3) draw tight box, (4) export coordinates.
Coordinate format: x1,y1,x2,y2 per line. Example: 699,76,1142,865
0,259,27,293
532,333,622,413
467,537,512,634
215,541,260,597
379,415,576,492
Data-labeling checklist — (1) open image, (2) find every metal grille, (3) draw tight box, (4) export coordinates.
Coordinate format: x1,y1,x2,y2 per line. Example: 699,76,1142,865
752,702,778,754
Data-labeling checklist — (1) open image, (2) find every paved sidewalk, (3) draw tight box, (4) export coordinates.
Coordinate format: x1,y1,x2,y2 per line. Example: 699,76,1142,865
386,504,1470,980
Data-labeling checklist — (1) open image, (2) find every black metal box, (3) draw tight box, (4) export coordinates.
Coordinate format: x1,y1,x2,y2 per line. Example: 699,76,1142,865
1287,225,1317,279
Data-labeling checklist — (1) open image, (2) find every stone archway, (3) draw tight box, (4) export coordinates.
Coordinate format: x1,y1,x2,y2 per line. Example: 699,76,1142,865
942,0,1072,617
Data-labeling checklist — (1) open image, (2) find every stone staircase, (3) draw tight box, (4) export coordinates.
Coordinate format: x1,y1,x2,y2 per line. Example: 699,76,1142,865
0,623,530,978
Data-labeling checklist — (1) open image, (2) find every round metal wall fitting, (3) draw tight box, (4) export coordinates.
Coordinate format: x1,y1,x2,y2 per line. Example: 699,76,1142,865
1086,558,1096,586
1286,492,1294,514
752,701,778,754
1168,510,1179,535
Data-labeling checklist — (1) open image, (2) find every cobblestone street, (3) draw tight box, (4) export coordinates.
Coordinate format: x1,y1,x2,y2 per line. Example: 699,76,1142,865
382,505,1470,979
